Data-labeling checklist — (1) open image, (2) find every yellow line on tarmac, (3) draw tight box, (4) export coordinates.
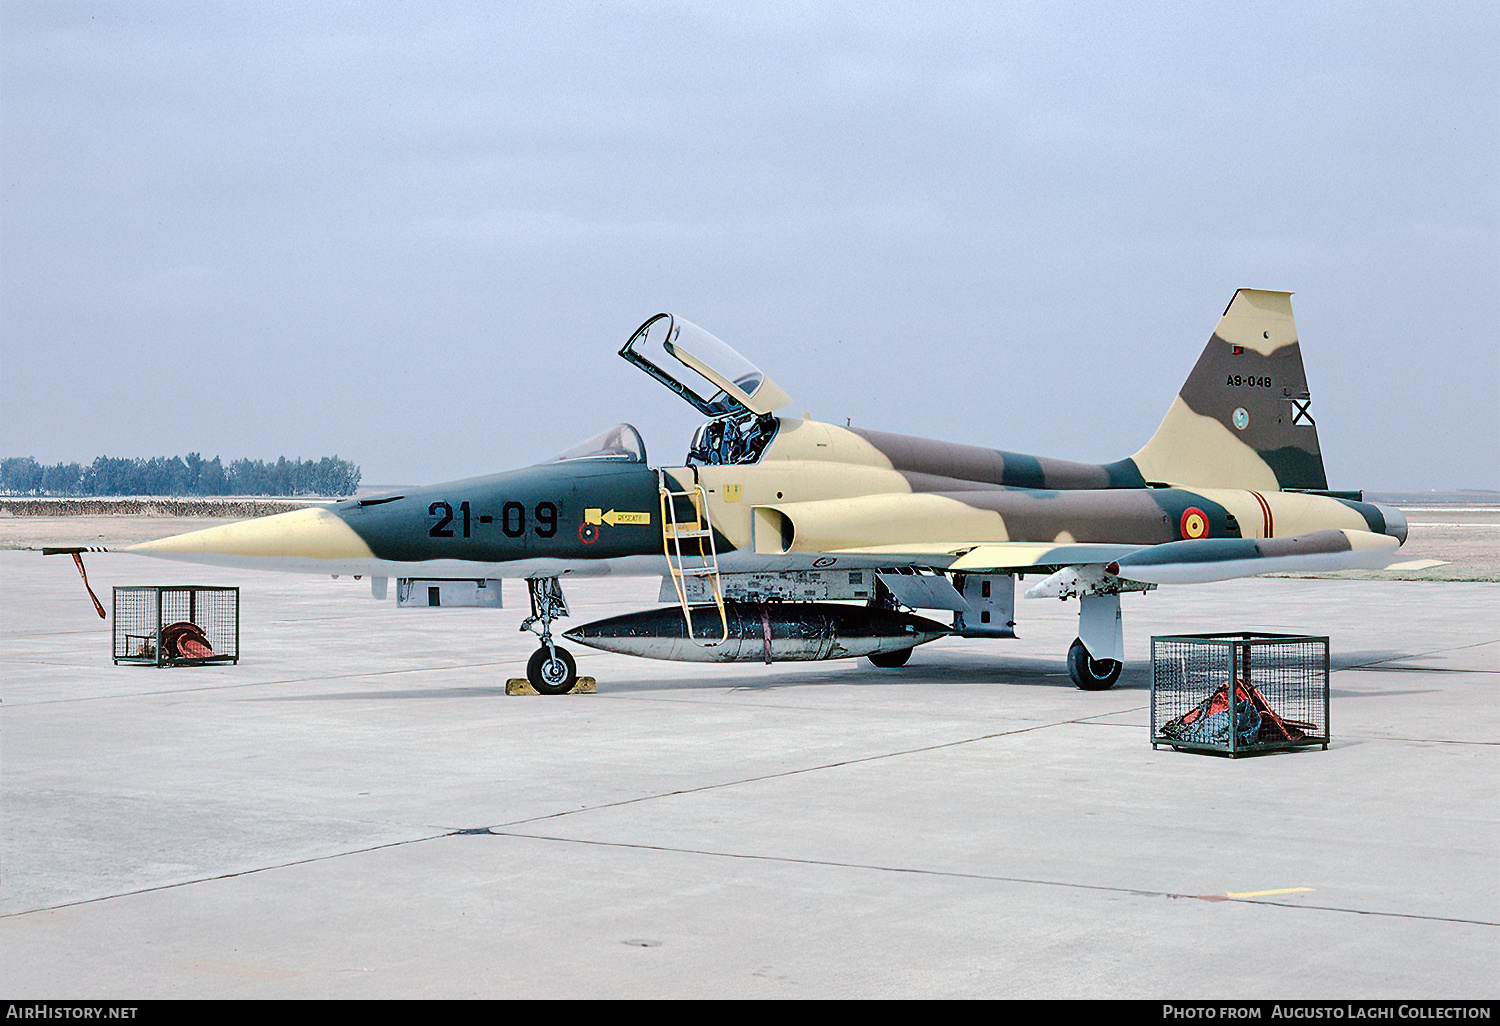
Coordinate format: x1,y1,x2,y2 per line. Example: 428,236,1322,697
1225,887,1314,898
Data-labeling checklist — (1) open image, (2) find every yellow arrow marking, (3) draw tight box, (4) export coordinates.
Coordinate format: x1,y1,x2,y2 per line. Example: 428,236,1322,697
1225,887,1314,899
602,509,651,527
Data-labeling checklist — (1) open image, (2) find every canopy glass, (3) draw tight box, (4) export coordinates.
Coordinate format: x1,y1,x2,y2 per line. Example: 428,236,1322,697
552,423,647,464
618,313,791,418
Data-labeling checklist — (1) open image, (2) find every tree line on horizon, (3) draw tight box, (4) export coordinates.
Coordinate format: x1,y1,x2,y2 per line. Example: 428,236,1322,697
0,454,362,497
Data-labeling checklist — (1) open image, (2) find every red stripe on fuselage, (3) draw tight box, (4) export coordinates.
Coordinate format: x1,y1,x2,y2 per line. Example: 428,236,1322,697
1249,490,1274,538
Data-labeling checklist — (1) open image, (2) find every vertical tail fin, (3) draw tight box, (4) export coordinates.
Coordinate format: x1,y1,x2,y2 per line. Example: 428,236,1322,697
1129,289,1328,491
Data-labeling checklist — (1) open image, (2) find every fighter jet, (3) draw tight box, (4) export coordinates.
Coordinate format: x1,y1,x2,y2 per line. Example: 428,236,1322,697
92,289,1408,693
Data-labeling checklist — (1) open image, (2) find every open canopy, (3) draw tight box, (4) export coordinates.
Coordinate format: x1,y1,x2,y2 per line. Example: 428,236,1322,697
619,313,792,418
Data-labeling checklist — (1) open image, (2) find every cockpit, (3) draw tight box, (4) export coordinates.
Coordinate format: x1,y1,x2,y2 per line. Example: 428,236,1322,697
619,313,791,467
552,423,648,464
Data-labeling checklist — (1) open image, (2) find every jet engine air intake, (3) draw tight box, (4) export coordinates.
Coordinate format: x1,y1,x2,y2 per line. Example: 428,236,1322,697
753,506,795,554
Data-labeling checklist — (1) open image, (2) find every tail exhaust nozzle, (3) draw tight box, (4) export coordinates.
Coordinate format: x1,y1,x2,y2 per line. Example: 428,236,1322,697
1372,504,1408,545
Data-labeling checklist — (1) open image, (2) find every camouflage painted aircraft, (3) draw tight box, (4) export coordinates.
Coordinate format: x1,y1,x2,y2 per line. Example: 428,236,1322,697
93,289,1408,693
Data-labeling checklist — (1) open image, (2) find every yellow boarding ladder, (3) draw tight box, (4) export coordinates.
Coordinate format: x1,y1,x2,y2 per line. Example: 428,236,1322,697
658,468,728,646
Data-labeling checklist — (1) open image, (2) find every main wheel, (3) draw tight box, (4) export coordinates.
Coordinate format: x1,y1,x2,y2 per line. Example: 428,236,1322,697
527,645,578,695
1067,637,1121,691
867,647,913,668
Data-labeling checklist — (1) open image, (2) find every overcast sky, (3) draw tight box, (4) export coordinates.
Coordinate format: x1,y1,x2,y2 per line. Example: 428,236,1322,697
2,2,1496,491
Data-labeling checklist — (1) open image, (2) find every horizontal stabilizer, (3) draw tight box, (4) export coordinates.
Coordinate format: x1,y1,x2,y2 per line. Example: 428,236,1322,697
1106,529,1399,584
1384,558,1450,572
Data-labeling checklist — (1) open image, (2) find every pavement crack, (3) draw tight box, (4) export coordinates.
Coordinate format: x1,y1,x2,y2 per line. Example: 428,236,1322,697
481,830,1500,929
4,662,517,706
0,834,449,918
1340,638,1499,671
487,713,1128,830
10,825,1493,931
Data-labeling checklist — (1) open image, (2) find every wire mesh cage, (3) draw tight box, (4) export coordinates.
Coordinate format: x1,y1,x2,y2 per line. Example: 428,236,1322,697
112,586,240,666
1151,632,1328,756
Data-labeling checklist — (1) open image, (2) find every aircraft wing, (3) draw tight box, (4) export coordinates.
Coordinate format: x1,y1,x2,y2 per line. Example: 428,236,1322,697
1102,528,1400,584
826,541,1142,570
947,542,1142,571
832,529,1400,583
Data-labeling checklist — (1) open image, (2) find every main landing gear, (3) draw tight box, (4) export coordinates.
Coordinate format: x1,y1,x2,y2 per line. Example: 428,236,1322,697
520,577,577,695
1069,592,1125,690
1067,637,1122,690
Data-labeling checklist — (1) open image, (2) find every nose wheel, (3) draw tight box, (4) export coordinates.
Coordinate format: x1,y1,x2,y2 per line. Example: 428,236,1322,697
520,577,579,694
527,644,578,695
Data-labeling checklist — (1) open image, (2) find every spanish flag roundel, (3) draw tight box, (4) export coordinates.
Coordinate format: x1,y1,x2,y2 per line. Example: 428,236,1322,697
1180,507,1209,539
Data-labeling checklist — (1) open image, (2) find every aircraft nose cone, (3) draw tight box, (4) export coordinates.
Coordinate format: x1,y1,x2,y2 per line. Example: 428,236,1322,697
128,507,375,560
1372,503,1408,545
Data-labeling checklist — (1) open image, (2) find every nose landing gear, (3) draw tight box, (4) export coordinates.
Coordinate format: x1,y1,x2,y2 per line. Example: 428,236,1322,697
527,644,577,695
520,577,578,694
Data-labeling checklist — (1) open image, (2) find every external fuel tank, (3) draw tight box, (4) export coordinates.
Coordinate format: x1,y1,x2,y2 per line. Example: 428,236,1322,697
564,601,950,663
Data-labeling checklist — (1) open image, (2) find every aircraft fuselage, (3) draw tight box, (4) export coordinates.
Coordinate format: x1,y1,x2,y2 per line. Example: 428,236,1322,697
129,416,1404,581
